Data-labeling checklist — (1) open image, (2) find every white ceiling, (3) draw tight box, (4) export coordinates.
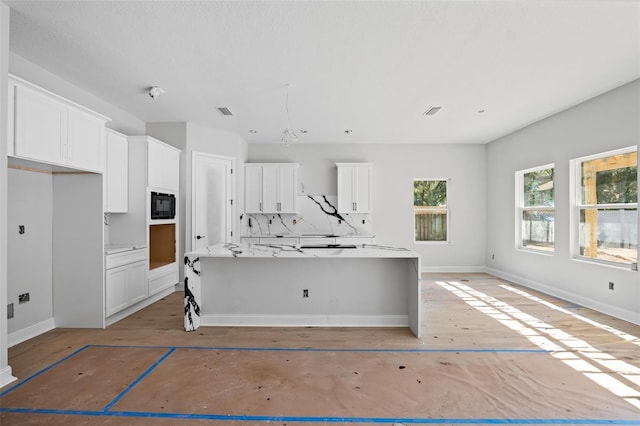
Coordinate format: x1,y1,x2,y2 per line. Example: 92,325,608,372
6,0,640,145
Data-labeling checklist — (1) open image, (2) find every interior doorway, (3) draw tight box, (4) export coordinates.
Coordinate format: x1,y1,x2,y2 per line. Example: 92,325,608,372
191,152,234,251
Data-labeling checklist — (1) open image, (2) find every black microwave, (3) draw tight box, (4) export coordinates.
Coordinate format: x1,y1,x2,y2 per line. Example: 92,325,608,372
150,192,176,220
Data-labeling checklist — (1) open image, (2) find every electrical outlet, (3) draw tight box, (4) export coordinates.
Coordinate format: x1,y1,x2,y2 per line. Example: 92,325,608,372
303,289,309,298
18,225,25,234
7,303,13,319
608,281,614,290
491,254,495,260
19,293,30,303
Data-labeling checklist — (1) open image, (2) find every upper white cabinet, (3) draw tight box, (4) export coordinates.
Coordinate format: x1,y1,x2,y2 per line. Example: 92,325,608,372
9,75,110,173
336,163,373,213
245,163,298,214
105,129,129,213
147,137,180,191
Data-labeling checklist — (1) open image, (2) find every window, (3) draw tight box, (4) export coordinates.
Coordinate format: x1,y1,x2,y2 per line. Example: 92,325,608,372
572,147,637,266
516,165,555,252
414,179,448,242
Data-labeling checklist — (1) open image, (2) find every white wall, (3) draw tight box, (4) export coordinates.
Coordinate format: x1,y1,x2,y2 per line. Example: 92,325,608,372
147,122,248,281
248,143,487,271
486,78,640,325
7,169,54,334
0,1,17,387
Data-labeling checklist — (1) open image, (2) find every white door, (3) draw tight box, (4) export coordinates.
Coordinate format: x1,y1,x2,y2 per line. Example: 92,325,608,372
192,152,234,251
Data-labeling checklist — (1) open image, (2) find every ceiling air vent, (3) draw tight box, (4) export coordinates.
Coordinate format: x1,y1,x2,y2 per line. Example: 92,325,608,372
423,106,442,116
217,107,233,116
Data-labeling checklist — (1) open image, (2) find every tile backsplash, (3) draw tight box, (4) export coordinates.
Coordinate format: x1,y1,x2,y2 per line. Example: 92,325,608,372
241,195,372,236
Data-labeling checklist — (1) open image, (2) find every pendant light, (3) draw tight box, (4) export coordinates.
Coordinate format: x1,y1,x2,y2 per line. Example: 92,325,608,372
281,84,298,145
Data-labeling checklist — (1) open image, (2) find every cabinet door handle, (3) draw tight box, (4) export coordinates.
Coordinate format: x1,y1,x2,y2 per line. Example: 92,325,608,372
259,202,262,211
354,202,357,211
195,235,206,240
277,202,281,211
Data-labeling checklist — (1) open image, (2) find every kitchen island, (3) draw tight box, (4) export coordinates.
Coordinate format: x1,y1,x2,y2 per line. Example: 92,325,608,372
184,243,421,337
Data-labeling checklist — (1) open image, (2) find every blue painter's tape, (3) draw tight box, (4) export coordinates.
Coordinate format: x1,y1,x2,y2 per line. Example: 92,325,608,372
0,345,90,398
103,347,176,412
0,408,639,424
87,344,549,354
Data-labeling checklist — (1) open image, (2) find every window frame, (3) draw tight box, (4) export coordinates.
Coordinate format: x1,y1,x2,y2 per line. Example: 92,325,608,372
413,178,450,245
515,163,555,254
570,146,638,268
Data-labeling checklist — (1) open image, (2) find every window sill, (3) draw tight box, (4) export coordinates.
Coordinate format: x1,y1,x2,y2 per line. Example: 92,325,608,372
414,241,451,246
571,256,637,272
516,247,555,257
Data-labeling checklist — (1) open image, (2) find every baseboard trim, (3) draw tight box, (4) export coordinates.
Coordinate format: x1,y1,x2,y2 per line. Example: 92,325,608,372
421,266,487,273
8,318,55,348
200,314,409,328
486,267,640,326
0,365,17,388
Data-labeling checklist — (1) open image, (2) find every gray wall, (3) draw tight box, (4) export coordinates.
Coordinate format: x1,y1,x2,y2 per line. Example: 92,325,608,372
0,1,14,386
486,78,640,324
248,143,487,271
7,169,53,334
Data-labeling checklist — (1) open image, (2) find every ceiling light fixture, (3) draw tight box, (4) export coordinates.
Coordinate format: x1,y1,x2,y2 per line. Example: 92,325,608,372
423,106,442,116
148,86,165,100
281,84,298,146
218,107,233,116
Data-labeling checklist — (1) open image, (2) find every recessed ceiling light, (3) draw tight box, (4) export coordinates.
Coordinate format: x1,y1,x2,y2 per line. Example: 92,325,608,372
423,106,442,116
217,107,233,116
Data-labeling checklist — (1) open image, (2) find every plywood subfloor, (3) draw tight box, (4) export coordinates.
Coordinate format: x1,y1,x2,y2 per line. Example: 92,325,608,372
1,273,639,425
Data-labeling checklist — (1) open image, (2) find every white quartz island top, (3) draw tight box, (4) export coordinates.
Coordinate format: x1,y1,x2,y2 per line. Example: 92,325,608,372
186,242,418,259
184,243,421,338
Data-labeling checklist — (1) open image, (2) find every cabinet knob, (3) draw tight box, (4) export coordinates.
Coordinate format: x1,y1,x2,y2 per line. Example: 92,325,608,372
195,235,206,240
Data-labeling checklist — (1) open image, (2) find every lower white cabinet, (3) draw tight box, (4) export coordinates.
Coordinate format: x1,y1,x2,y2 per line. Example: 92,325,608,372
105,249,148,317
148,263,179,296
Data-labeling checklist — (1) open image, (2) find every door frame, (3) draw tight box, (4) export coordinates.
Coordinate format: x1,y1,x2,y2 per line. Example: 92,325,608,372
190,151,236,251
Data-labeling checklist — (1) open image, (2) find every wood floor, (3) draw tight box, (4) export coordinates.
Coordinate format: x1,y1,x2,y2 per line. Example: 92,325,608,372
1,273,639,425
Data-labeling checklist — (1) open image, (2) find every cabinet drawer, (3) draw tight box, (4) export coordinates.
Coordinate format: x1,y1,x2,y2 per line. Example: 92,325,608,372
106,248,146,269
148,264,178,295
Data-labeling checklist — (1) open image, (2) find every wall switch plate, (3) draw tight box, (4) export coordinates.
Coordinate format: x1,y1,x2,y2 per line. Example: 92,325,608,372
19,293,30,303
18,225,25,234
608,282,614,290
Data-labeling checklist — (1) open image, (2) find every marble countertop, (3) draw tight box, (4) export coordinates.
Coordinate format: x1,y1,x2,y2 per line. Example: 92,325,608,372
105,244,147,255
186,242,418,259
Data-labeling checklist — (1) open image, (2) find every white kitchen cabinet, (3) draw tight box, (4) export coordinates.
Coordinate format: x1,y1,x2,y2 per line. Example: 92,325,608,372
108,136,180,315
105,248,148,317
245,163,298,214
147,138,180,191
105,266,128,316
105,129,128,213
244,165,263,213
66,107,106,171
336,163,373,213
10,75,109,173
